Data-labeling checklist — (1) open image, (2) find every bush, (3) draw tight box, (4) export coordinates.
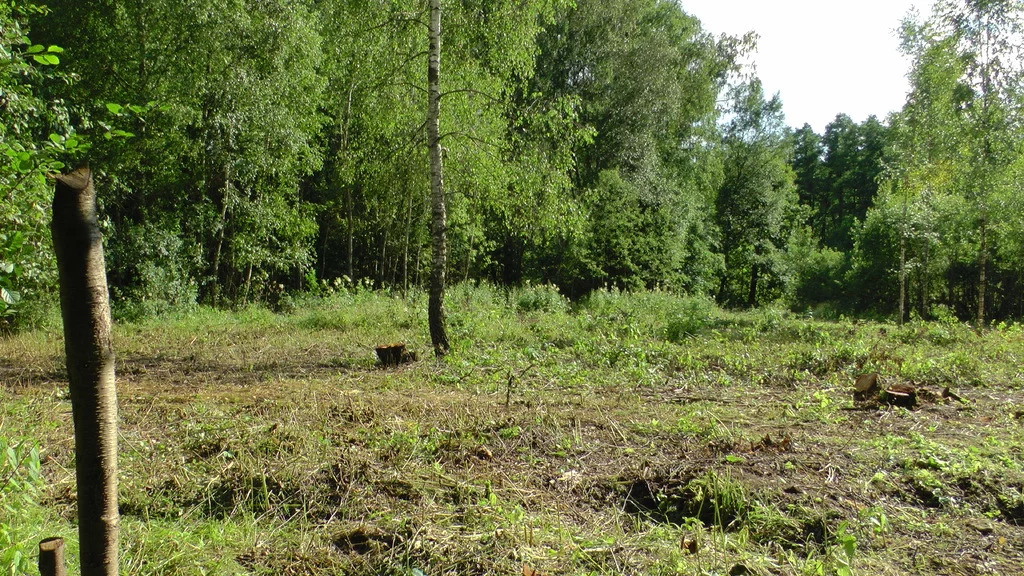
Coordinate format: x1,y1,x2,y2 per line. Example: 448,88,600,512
108,221,200,321
782,228,846,309
512,283,568,314
664,296,719,342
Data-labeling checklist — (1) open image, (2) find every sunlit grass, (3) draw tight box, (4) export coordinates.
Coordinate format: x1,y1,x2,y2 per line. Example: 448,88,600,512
2,284,1022,575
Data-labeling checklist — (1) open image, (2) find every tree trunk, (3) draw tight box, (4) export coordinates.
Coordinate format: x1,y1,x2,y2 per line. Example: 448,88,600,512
378,228,388,288
51,167,119,576
899,182,907,326
977,214,987,327
415,240,423,287
746,262,758,308
463,234,473,283
403,185,412,293
346,186,354,281
899,231,907,326
210,165,231,306
920,238,930,318
427,0,450,356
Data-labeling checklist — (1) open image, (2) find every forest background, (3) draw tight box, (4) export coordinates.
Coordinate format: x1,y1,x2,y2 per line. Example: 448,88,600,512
4,0,1024,331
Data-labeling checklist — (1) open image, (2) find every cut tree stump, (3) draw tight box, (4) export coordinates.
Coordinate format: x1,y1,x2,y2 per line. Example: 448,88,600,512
39,538,66,576
375,343,416,367
854,373,880,401
882,383,917,408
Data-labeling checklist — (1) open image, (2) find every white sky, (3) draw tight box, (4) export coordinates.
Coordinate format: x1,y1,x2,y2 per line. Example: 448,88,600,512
682,0,937,132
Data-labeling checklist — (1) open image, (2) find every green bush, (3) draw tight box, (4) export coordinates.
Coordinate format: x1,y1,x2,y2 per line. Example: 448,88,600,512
108,221,200,321
783,229,846,309
664,296,719,342
512,283,568,314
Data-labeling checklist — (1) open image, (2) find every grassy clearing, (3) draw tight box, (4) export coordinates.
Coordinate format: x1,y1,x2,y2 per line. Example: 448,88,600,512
2,284,1023,575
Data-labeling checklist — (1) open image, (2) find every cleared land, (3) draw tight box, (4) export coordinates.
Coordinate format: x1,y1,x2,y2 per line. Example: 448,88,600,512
2,285,1023,575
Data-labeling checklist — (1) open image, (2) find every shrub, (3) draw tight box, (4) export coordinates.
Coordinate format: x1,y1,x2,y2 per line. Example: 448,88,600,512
665,296,719,342
512,283,568,314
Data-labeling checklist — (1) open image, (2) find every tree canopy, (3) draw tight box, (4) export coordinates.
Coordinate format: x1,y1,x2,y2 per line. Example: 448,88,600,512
3,0,1024,330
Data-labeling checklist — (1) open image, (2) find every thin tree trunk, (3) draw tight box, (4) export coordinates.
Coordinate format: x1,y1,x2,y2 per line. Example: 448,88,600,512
977,214,987,327
342,80,357,282
242,264,253,306
899,232,907,325
463,234,473,283
51,167,119,576
403,186,413,293
415,240,423,287
346,186,354,281
427,0,449,356
747,262,758,308
898,176,908,326
210,165,231,306
319,220,329,280
920,238,930,318
379,228,388,288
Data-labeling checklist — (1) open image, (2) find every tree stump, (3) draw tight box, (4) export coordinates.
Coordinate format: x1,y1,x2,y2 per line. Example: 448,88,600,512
375,343,416,367
854,373,880,401
39,538,66,576
882,383,917,408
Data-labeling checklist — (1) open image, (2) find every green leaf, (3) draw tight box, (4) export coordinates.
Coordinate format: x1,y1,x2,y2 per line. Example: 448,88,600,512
0,262,14,274
1,287,18,305
26,44,44,54
841,534,857,559
32,53,59,65
48,133,63,144
105,102,123,114
47,45,64,53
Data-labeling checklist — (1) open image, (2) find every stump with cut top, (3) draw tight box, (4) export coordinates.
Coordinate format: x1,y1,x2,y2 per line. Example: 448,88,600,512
375,343,417,367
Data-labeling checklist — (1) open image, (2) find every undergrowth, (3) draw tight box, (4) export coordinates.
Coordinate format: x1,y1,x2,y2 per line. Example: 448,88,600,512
1,283,1022,575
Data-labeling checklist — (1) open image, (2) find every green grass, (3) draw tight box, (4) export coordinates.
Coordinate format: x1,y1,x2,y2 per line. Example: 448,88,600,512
2,284,1022,575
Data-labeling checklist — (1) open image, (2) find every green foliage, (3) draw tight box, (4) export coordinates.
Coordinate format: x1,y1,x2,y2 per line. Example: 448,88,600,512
782,227,846,309
4,0,1023,327
0,438,42,576
528,0,737,296
0,2,83,330
716,79,799,307
512,283,569,314
107,221,200,321
664,296,719,342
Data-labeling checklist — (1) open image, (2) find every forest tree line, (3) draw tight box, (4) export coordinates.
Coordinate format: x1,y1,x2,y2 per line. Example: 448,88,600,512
3,0,1024,330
